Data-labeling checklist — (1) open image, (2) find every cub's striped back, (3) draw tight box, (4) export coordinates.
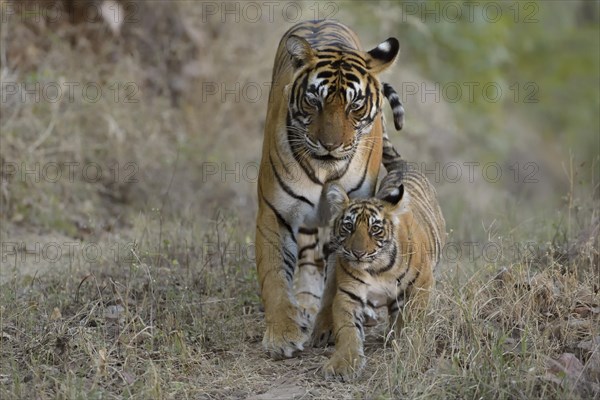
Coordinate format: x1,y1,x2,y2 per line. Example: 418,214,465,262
376,160,445,267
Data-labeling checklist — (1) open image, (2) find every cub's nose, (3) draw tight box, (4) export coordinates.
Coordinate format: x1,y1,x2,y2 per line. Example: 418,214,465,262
319,139,341,152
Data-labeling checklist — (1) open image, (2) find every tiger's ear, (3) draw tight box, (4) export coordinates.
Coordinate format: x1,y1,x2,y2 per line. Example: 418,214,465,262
366,38,400,74
381,184,409,211
324,182,349,218
286,35,316,69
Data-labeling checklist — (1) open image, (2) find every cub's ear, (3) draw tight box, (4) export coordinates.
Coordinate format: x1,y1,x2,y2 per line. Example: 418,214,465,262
324,182,349,218
381,184,409,212
286,35,316,69
366,38,400,74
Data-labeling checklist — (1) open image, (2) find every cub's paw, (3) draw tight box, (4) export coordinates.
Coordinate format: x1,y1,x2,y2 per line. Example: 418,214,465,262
363,306,379,327
262,307,310,359
311,311,334,347
323,352,365,381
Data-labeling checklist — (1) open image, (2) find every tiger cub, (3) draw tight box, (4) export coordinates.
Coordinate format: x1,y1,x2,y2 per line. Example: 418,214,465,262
315,161,446,380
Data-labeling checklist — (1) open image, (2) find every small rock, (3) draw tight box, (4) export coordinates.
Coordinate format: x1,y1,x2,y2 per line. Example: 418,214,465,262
104,305,125,321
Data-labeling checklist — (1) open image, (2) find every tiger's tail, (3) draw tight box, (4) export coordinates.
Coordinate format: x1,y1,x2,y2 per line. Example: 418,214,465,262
381,82,405,172
382,82,405,131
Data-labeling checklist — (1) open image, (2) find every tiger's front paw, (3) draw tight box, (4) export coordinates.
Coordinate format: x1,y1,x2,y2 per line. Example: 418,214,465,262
299,303,318,325
311,310,334,347
323,351,365,381
262,306,310,359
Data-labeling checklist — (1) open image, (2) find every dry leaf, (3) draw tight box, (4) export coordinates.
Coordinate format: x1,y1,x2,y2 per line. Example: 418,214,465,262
573,287,598,307
97,348,108,375
50,307,62,321
573,306,592,317
545,353,585,385
122,371,136,385
577,336,600,352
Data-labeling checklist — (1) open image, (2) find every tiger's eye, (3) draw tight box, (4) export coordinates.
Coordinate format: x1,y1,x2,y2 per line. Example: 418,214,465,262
349,102,362,111
342,221,353,232
306,96,320,107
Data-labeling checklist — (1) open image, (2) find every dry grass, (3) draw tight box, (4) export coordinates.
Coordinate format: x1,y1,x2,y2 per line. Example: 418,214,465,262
1,1,599,399
1,214,598,399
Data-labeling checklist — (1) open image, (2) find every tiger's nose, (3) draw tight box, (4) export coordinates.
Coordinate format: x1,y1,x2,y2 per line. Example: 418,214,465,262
352,249,366,259
319,139,341,152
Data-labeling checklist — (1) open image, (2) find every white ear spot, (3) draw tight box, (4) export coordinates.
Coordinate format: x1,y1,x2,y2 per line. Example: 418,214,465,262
378,41,391,52
397,192,411,214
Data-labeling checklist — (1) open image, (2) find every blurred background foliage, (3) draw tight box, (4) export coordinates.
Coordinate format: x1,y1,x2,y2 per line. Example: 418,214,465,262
351,0,599,175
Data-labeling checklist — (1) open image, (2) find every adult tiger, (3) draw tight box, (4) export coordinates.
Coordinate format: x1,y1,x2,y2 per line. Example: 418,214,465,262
256,19,403,358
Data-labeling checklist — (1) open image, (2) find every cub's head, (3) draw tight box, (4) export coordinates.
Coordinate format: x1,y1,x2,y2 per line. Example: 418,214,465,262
285,36,399,161
325,182,409,267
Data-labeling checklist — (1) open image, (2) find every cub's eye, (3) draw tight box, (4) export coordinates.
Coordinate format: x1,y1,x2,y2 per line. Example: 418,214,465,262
306,96,320,107
342,221,353,232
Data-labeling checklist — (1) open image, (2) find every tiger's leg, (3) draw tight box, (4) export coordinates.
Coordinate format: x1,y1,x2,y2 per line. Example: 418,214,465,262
405,272,434,323
294,227,325,325
388,272,433,336
387,291,406,335
256,206,309,358
323,272,367,381
311,241,336,347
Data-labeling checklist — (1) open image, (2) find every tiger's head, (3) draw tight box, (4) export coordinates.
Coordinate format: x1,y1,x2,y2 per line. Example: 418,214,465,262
325,182,409,269
285,36,399,161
